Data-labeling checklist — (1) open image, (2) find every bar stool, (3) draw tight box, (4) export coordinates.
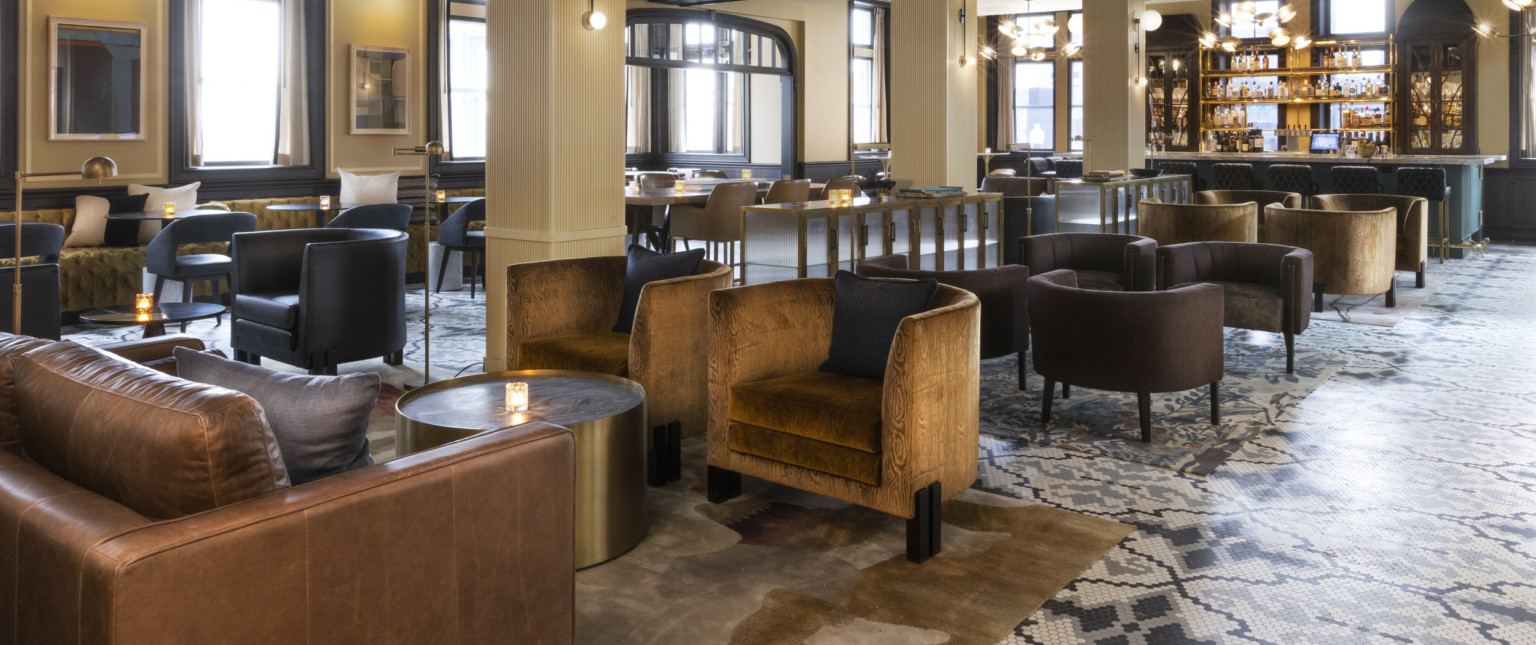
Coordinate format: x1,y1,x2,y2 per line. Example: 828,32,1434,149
1054,159,1083,179
1156,161,1207,191
1331,165,1382,194
1397,166,1484,262
1267,165,1319,207
1213,163,1258,190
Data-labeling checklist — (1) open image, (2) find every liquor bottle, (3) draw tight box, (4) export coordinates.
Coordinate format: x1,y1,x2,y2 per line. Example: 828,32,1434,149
1345,79,1357,97
1378,76,1389,96
1261,55,1269,70
1332,83,1342,97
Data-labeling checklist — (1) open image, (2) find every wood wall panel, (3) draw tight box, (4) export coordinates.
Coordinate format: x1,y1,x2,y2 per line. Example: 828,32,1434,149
1484,168,1536,242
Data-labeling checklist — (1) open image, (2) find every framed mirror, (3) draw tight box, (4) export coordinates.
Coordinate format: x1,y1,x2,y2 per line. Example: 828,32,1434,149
49,17,146,141
350,45,411,135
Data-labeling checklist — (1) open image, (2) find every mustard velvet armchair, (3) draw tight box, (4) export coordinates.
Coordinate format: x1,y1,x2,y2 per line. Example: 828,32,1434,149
506,255,732,484
1312,193,1429,289
1264,204,1398,312
705,278,981,564
1137,199,1259,246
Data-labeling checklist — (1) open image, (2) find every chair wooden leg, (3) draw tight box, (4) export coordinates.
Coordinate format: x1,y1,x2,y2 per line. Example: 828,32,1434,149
1016,350,1027,391
181,279,193,303
1284,330,1296,374
1137,392,1152,442
1210,381,1221,424
1041,377,1056,423
435,246,451,293
1313,283,1325,313
906,482,942,564
384,350,404,366
1385,280,1397,308
706,466,741,503
1416,260,1426,289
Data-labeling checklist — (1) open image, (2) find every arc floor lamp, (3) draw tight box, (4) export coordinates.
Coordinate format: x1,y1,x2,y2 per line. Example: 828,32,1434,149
12,156,118,334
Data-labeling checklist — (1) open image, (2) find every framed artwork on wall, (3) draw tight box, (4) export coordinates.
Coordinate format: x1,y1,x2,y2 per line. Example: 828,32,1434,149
49,17,147,141
350,45,411,135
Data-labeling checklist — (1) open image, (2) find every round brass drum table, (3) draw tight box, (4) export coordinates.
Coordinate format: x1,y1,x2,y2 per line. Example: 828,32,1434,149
395,370,647,569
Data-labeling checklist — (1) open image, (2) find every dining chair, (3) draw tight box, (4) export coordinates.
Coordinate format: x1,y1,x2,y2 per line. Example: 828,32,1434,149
669,182,760,267
146,212,258,329
436,199,487,296
762,179,811,204
326,203,412,230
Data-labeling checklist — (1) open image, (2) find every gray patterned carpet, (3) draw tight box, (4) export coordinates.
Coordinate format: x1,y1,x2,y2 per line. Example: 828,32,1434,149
61,248,1536,644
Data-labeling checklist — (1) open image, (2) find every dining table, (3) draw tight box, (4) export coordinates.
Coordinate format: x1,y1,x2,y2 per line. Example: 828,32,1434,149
622,180,829,251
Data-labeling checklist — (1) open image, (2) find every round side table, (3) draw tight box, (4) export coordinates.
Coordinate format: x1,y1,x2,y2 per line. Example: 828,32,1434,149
395,369,647,569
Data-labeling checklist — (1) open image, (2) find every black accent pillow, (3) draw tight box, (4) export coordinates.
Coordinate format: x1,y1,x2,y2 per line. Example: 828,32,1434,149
103,193,150,247
819,270,938,380
612,245,706,334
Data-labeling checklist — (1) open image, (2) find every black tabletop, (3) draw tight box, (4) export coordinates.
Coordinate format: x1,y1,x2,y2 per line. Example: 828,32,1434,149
107,209,232,221
80,302,228,325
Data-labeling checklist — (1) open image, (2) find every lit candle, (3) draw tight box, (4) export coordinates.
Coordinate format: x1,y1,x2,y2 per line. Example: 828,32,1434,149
435,190,447,204
674,182,686,195
136,312,150,323
319,195,332,209
135,293,153,314
505,382,529,412
742,169,752,179
162,202,176,217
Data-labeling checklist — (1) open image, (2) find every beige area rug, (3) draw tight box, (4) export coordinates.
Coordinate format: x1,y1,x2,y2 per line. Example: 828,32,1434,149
1312,273,1446,327
574,441,1133,645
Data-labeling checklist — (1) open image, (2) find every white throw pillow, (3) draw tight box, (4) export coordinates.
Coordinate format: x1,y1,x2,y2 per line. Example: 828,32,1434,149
128,182,200,215
64,195,110,248
338,169,399,206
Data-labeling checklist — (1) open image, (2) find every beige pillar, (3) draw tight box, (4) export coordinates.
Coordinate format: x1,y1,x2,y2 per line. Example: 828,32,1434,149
891,0,979,190
482,0,627,370
1082,0,1146,172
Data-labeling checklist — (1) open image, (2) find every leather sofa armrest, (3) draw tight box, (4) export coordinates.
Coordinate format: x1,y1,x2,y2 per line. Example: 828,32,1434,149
77,423,575,644
882,285,981,497
96,334,207,364
505,256,626,369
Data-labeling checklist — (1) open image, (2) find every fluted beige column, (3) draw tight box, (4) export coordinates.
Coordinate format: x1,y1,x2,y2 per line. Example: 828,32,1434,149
891,0,978,190
1082,0,1146,172
483,0,626,370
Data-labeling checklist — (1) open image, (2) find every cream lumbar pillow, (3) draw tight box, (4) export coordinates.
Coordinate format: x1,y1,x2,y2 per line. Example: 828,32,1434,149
63,195,111,248
128,182,201,215
338,169,399,206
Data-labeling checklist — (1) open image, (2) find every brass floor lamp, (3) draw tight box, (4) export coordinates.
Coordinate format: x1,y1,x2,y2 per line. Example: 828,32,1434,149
12,157,118,334
393,142,445,388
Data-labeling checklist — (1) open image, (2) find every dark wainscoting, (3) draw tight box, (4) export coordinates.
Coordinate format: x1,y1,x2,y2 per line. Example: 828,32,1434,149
1484,168,1536,243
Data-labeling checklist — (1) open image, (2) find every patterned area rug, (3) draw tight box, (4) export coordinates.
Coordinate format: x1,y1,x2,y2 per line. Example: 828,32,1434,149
574,440,1133,645
982,330,1343,476
1311,273,1447,327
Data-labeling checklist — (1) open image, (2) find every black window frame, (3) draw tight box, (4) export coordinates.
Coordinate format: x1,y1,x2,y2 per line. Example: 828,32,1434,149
429,0,486,179
0,0,17,191
168,0,328,185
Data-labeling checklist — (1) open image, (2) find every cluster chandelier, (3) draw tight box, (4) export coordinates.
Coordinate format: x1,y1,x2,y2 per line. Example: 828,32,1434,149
979,5,1081,62
1501,0,1533,11
1200,1,1301,49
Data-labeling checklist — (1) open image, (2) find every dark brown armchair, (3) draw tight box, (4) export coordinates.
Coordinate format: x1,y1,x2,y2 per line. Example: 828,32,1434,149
1312,193,1429,288
857,254,1030,387
1157,241,1314,373
1137,199,1258,246
1017,232,1156,292
1029,269,1224,442
706,278,980,563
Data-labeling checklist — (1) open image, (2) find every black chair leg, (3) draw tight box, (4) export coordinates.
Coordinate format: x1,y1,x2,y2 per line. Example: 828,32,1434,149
906,482,942,564
1016,350,1027,391
435,245,451,293
182,279,193,303
646,421,684,487
1041,377,1056,423
706,466,741,503
1313,283,1325,313
1137,392,1152,442
1284,330,1296,374
1210,382,1221,424
384,350,404,366
1416,260,1426,289
471,250,481,298
1062,383,1071,399
1385,281,1397,308
151,275,166,304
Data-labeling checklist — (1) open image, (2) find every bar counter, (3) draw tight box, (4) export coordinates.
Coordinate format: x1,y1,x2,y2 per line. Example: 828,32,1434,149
1148,152,1506,257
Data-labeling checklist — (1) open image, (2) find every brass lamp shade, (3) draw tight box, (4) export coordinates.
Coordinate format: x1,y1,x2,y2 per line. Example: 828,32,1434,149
80,156,118,181
423,140,445,156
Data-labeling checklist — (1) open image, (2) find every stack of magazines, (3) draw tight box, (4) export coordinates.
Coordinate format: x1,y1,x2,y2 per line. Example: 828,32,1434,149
897,186,965,198
1081,170,1125,182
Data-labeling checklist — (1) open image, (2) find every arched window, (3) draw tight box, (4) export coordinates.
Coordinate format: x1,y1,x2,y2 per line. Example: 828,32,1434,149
625,10,797,178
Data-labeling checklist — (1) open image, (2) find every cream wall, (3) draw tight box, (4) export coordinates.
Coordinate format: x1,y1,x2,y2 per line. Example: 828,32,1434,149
327,0,430,177
20,0,166,188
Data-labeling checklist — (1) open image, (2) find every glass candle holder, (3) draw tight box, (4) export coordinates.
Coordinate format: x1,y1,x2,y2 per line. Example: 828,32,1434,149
435,190,447,203
319,195,332,209
162,203,176,217
505,382,529,413
674,182,686,195
135,293,153,314
136,312,151,323
742,169,752,179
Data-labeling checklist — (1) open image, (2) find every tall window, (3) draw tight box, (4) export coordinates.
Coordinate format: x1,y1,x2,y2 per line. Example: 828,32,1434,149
1522,9,1536,161
1069,60,1084,150
445,1,487,159
1328,0,1389,34
850,2,888,144
193,0,282,165
1013,62,1054,148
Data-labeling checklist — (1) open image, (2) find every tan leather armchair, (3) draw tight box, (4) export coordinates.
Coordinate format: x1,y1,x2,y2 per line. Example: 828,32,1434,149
506,256,732,483
763,178,811,204
820,175,866,199
668,181,760,263
0,333,575,644
1264,204,1398,311
1312,193,1429,288
1138,199,1258,246
705,279,980,564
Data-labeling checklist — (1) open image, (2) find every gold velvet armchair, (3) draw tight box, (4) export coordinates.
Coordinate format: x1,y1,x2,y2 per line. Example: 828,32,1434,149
705,278,980,563
506,255,732,484
1264,204,1397,312
1137,199,1259,246
1312,193,1429,288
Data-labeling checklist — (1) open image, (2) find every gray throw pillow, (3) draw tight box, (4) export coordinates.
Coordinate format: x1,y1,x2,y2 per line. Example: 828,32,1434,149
819,270,938,380
173,346,378,485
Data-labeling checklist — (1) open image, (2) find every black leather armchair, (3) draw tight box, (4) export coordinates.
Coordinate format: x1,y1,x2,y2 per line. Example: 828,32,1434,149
0,223,65,340
230,228,408,375
326,203,412,230
0,223,65,263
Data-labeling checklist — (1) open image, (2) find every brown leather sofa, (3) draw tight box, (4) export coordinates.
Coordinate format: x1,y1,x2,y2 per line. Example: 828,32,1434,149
1028,269,1224,442
1312,193,1429,288
1138,199,1259,246
1157,241,1314,373
0,332,574,644
1017,232,1157,292
506,255,732,483
1264,204,1398,311
856,254,1030,388
705,278,980,564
